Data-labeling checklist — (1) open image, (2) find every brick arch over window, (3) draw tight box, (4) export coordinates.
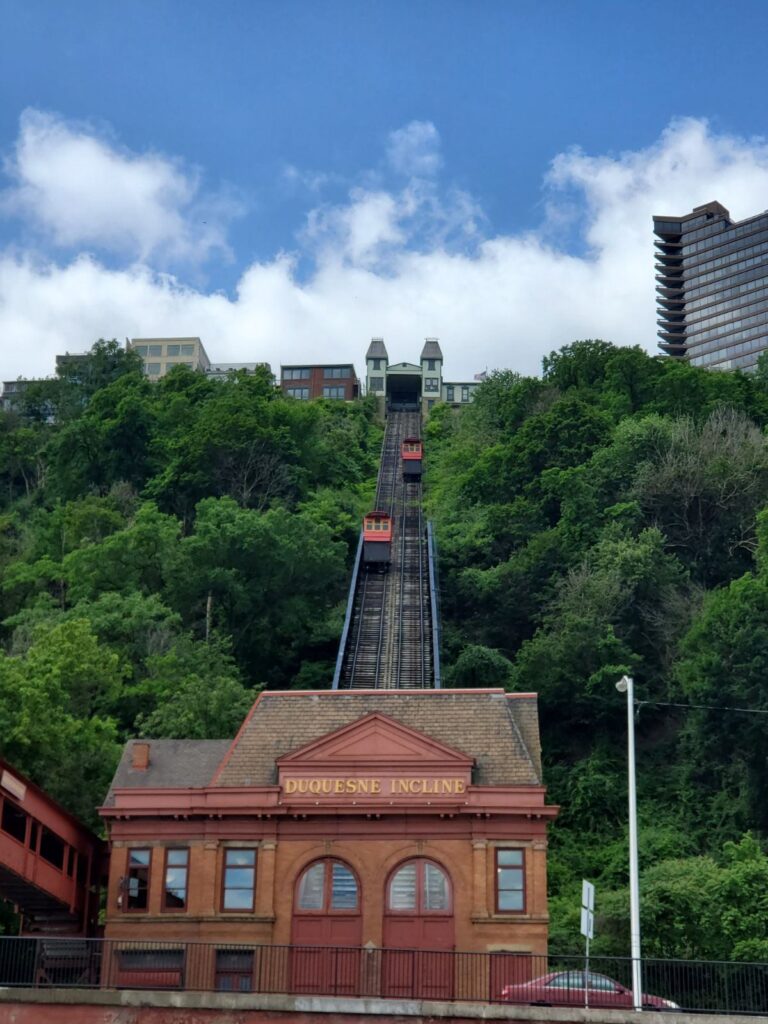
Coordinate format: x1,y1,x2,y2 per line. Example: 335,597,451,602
383,857,455,1000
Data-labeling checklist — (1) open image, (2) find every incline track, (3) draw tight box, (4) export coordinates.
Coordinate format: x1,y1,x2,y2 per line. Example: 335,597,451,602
339,410,433,689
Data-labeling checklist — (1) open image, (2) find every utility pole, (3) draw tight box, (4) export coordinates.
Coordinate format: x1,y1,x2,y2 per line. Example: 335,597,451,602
616,674,642,1011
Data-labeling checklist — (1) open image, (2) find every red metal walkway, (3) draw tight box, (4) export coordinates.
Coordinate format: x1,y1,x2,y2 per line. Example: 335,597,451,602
0,759,103,935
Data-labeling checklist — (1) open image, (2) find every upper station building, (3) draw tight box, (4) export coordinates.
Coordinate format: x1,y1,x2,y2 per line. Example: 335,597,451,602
365,338,480,416
100,688,556,991
654,200,768,371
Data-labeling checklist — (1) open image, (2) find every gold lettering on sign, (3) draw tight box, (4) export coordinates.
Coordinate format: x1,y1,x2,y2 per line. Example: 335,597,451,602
282,776,467,797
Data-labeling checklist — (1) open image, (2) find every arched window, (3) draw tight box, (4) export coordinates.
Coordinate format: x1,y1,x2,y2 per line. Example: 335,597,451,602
296,859,359,913
387,859,451,913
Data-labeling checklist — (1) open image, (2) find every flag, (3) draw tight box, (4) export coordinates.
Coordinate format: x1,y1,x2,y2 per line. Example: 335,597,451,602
473,370,487,381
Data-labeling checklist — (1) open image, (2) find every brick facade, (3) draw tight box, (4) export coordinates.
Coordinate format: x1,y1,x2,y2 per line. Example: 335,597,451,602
101,691,557,958
280,365,359,401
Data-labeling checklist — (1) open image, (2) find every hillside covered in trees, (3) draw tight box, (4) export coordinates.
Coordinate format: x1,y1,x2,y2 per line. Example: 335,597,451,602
4,337,768,958
0,342,382,825
425,341,768,960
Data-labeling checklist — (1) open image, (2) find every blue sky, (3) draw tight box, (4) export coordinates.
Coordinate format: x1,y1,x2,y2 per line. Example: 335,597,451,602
2,0,768,380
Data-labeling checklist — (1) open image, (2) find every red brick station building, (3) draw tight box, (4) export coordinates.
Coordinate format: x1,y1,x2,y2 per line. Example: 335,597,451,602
100,688,557,981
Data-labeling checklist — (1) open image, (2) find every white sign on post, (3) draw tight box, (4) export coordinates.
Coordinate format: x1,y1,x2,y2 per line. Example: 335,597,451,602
581,880,595,937
582,879,595,912
581,880,596,1009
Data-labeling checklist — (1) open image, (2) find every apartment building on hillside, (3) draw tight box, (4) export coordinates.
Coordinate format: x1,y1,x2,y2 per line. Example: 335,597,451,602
279,364,360,401
654,200,768,371
127,338,211,380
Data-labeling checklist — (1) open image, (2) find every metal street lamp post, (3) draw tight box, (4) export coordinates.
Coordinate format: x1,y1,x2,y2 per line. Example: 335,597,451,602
616,674,643,1012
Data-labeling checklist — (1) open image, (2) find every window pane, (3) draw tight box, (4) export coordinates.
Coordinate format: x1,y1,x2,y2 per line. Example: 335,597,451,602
224,868,254,889
331,863,358,909
166,344,180,356
226,849,255,866
497,889,524,910
133,345,147,356
497,850,523,867
217,951,254,971
498,868,523,890
39,827,65,868
167,849,188,866
547,973,583,989
181,344,194,355
165,867,187,888
130,850,151,867
1,802,27,843
423,863,449,910
120,949,184,970
298,862,325,910
588,974,618,991
148,345,162,356
222,887,250,910
165,888,186,909
389,864,416,910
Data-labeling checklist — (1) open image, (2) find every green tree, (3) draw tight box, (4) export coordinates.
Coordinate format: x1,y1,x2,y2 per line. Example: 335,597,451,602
135,635,255,739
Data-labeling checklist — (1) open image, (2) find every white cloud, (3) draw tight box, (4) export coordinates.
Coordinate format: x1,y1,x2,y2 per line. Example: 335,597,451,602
0,109,243,264
3,115,768,385
386,121,443,177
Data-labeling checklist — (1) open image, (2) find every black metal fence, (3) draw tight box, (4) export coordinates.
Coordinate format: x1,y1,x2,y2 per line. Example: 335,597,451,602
2,937,768,1014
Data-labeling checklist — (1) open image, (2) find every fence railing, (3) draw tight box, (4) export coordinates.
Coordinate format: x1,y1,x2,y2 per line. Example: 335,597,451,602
1,938,768,1015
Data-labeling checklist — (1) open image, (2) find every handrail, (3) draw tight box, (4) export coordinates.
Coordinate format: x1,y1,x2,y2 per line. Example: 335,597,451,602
331,530,364,690
427,521,442,689
0,935,764,1013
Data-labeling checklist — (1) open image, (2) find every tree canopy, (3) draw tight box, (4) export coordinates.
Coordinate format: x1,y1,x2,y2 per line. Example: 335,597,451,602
0,342,381,834
426,340,768,955
5,336,768,958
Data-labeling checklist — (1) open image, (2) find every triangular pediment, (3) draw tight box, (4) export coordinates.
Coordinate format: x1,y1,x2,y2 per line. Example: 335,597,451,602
386,362,422,374
276,712,474,769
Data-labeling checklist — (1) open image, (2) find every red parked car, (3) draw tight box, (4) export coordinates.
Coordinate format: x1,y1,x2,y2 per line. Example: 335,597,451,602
499,970,678,1010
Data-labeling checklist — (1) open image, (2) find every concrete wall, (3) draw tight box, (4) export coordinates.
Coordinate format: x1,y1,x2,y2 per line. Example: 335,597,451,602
1,988,764,1024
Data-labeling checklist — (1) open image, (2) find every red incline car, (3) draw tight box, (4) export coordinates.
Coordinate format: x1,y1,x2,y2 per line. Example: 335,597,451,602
499,970,678,1010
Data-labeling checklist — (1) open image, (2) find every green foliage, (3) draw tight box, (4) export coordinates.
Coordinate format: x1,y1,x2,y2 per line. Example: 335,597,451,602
0,620,121,824
8,332,768,959
135,635,255,739
444,644,511,688
427,339,768,955
0,348,381,832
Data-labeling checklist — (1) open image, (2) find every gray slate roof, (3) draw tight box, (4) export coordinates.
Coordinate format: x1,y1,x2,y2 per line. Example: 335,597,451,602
103,692,544,804
103,739,231,806
366,337,388,359
420,338,443,360
215,691,542,788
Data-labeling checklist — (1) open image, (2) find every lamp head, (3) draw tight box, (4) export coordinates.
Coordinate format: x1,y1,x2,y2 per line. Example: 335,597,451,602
616,675,631,693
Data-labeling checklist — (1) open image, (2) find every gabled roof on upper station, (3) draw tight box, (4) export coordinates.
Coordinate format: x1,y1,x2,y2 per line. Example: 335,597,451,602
386,361,422,374
102,689,544,807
